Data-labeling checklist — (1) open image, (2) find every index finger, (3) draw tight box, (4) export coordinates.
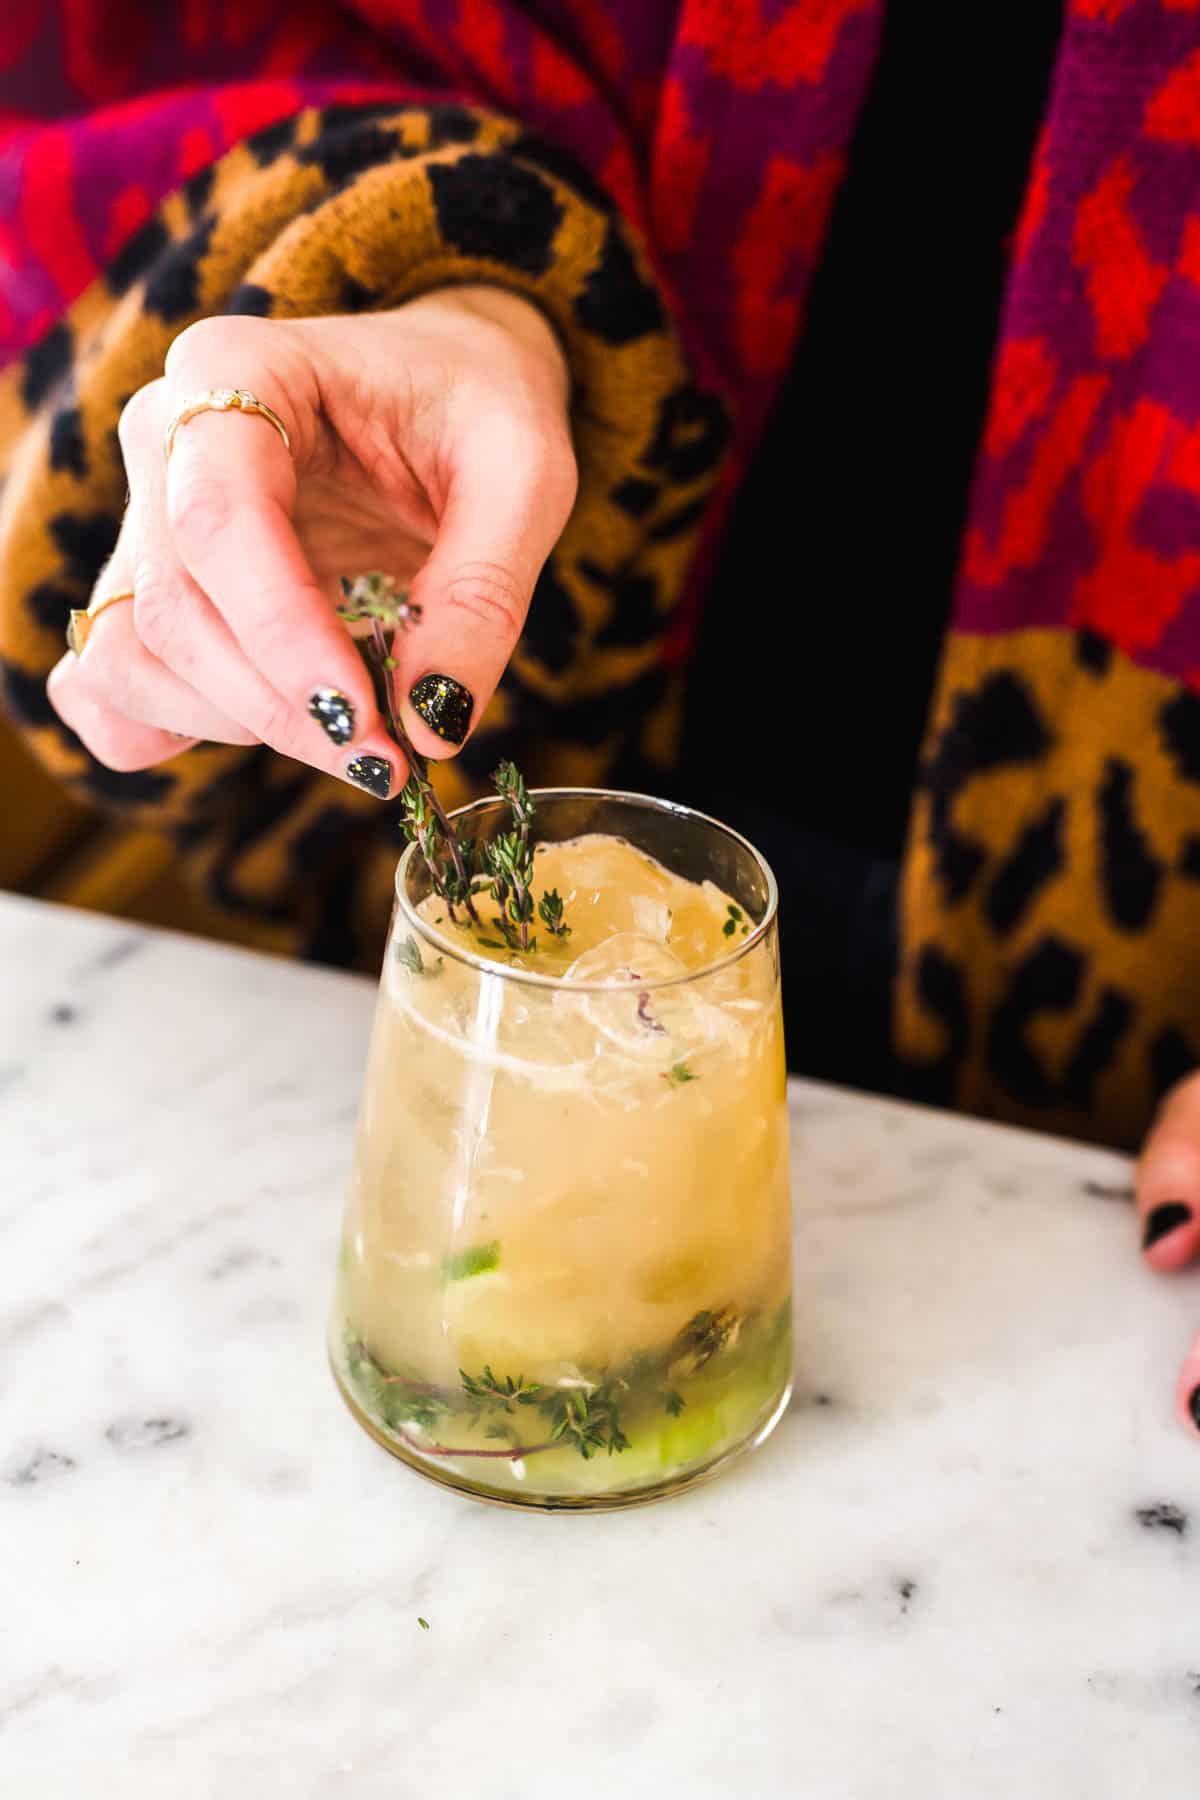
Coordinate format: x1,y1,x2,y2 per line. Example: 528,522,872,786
163,323,399,795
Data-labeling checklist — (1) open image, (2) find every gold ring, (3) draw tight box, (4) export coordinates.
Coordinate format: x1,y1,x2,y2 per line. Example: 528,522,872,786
164,388,291,461
66,588,135,657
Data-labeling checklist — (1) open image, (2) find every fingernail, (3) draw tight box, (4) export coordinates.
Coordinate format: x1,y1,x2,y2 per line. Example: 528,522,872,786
1142,1200,1193,1251
309,687,355,746
409,673,473,745
1189,1386,1200,1433
345,754,392,799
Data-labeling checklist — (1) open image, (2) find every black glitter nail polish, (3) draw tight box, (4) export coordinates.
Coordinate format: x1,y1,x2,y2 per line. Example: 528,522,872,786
1189,1386,1200,1433
409,672,474,745
309,687,355,746
346,755,392,799
1142,1200,1193,1250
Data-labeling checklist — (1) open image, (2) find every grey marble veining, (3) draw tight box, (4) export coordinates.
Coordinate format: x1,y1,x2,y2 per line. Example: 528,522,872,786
1,892,1198,1797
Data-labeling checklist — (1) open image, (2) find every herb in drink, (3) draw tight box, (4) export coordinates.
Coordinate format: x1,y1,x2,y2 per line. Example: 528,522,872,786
338,575,572,951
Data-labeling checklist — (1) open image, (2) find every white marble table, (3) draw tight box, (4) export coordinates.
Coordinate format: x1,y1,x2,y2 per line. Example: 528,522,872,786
2,892,1199,1796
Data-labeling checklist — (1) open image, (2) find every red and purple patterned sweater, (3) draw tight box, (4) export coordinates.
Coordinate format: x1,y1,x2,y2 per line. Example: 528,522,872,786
6,0,1198,668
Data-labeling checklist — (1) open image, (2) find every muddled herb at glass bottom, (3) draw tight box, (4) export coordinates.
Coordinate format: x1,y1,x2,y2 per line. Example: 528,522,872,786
340,1300,791,1471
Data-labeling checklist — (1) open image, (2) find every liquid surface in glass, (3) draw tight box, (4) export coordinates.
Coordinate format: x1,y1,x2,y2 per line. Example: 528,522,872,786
332,832,792,1507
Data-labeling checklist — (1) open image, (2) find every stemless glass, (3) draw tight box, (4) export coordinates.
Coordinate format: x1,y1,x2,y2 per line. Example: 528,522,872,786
330,790,793,1510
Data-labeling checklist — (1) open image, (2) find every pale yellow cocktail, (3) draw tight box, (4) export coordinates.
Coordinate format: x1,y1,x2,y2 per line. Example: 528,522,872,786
331,791,792,1508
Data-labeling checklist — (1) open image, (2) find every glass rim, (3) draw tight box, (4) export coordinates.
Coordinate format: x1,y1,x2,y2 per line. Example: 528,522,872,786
392,786,780,994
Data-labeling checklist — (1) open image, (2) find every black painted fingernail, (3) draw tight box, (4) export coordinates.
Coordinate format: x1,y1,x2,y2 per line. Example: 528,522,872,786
346,754,392,799
1189,1386,1200,1433
409,673,473,745
1142,1200,1193,1250
309,687,355,746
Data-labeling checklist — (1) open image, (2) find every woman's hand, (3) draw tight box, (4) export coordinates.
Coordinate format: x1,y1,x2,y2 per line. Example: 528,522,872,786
47,286,577,797
1138,1073,1200,1433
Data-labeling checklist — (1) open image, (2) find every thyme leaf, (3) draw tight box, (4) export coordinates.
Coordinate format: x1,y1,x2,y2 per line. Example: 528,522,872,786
460,1367,542,1412
395,933,441,976
539,1384,630,1459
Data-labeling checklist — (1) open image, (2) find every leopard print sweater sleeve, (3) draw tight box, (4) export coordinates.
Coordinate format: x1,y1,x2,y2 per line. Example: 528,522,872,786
0,103,729,964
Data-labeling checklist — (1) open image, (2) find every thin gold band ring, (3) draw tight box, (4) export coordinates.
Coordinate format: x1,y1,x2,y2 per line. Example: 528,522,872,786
164,387,291,461
65,588,135,657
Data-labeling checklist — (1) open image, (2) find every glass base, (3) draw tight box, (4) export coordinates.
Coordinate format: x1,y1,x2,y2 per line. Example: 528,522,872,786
330,1354,792,1513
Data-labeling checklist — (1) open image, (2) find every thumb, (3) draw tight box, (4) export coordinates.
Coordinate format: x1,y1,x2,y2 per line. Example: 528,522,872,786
1137,1070,1200,1270
395,415,577,757
1135,1076,1200,1445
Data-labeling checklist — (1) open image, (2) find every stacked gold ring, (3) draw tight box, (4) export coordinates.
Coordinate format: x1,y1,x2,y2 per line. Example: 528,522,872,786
65,588,135,657
163,387,291,460
66,389,290,655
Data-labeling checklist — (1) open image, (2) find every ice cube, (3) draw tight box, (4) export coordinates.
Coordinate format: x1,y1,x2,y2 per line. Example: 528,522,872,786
629,896,672,942
560,932,751,1068
562,933,687,988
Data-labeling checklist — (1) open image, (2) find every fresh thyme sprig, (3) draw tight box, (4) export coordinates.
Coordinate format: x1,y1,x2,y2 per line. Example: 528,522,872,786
459,1367,542,1411
538,888,570,937
339,572,481,925
339,573,572,949
480,830,531,949
482,761,536,950
478,762,572,951
494,759,533,849
541,1383,630,1459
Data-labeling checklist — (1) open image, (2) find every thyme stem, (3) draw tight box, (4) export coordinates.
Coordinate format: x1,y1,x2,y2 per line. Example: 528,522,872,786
338,576,569,950
367,617,480,925
397,1433,561,1461
515,796,531,951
